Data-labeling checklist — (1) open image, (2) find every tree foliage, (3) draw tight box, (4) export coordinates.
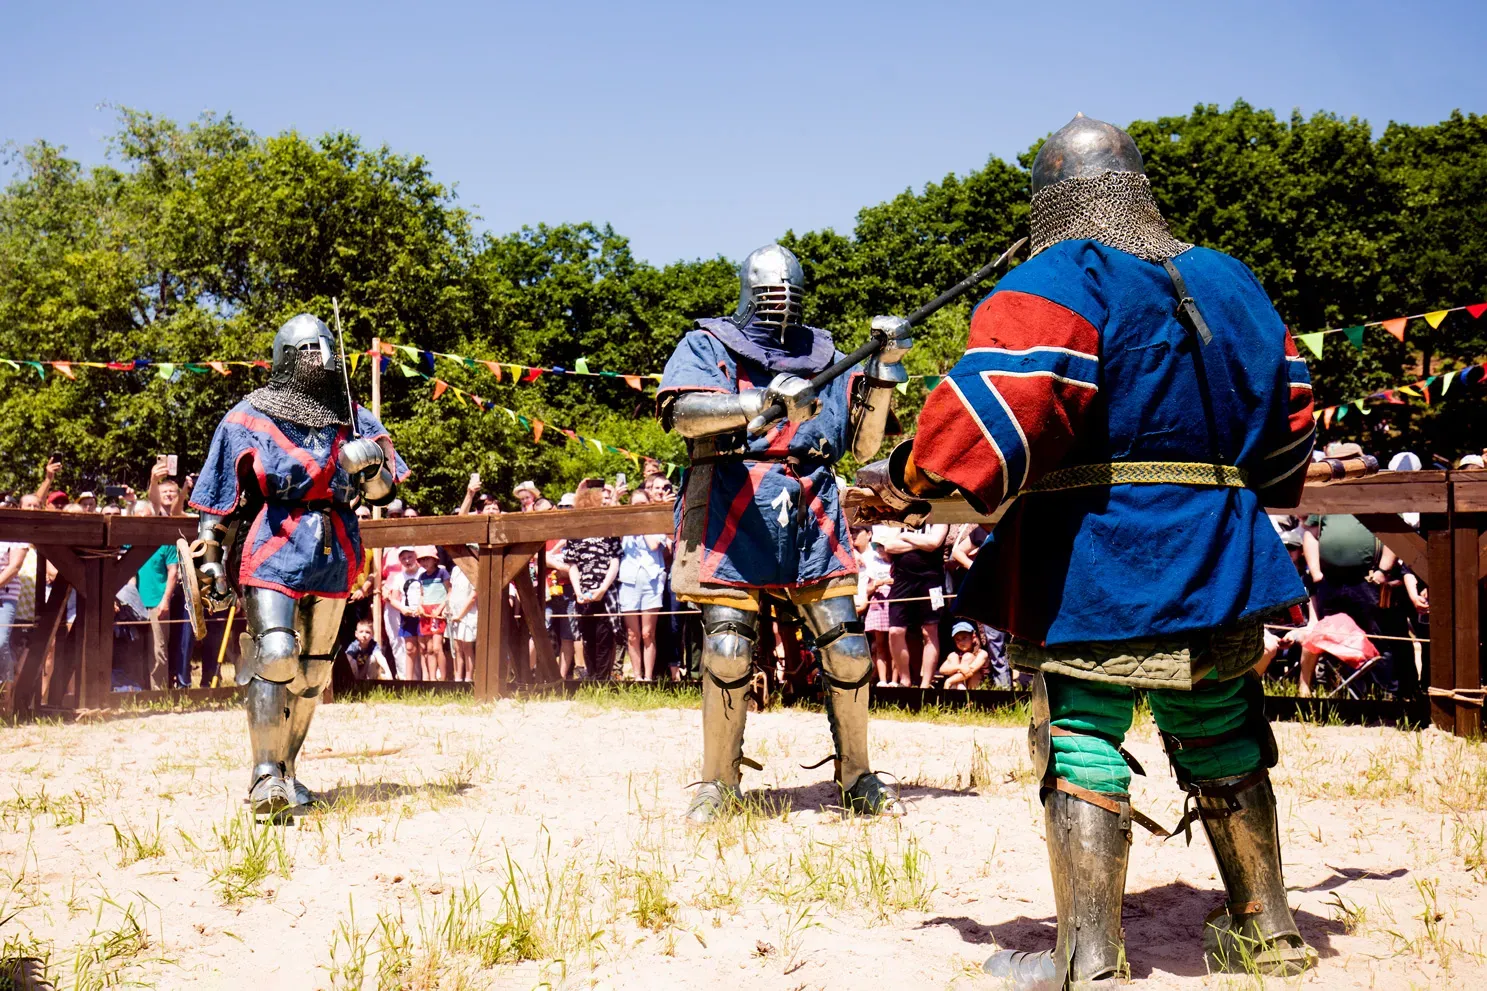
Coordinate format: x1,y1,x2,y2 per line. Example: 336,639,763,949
1,102,1484,508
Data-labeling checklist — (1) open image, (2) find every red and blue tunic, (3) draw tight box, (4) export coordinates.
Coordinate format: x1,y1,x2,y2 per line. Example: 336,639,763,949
660,319,859,590
187,400,409,598
914,239,1314,646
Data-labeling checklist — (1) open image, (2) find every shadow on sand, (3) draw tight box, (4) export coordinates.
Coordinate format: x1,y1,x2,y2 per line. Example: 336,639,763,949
919,879,1345,979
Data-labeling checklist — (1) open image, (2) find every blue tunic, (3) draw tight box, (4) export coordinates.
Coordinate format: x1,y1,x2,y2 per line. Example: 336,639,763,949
660,318,859,590
188,400,409,598
912,239,1315,645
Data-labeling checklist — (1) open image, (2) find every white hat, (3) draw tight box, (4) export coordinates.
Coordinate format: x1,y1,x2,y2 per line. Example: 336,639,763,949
513,480,540,497
558,492,576,508
1388,452,1422,472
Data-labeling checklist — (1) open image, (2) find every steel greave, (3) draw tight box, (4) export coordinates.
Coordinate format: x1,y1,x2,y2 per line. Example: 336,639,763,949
698,605,756,789
801,597,874,791
246,677,292,788
1196,773,1315,973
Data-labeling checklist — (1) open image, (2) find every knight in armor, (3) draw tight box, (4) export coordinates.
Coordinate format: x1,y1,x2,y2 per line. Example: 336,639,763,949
659,244,908,823
856,116,1320,985
187,314,407,815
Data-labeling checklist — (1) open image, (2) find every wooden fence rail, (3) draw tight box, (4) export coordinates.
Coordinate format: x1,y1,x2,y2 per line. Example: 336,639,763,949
1,471,1481,736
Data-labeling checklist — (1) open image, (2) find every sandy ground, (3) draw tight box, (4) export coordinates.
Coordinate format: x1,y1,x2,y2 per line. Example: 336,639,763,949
2,692,1485,990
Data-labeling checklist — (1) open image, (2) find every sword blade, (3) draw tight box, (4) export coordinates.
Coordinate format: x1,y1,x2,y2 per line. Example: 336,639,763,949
332,297,359,438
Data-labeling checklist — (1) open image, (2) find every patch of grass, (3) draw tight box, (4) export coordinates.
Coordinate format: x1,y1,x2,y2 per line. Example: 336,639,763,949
326,898,372,991
570,683,702,712
110,815,166,868
68,898,153,991
761,826,934,921
865,699,1027,728
348,685,483,707
0,785,88,831
203,811,292,903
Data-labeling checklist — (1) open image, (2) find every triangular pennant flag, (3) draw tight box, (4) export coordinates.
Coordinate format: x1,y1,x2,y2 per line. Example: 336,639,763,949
508,365,523,380
107,361,132,370
1336,404,1348,422
590,438,605,455
922,375,943,390
1397,386,1420,398
432,380,449,400
623,375,643,391
398,344,419,358
1467,303,1487,319
348,353,361,376
379,356,391,374
253,360,271,369
207,361,230,376
379,341,397,356
1380,318,1407,341
482,360,502,381
552,366,566,374
1424,310,1450,329
574,358,590,374
52,361,75,380
516,415,530,429
183,363,208,375
1342,325,1365,350
600,370,617,378
398,363,421,377
895,381,909,394
155,363,175,380
532,421,544,444
419,349,436,372
1442,370,1456,395
522,367,544,383
460,357,477,370
1356,399,1370,414
1323,407,1335,429
133,359,152,369
1297,332,1326,358
1423,376,1437,405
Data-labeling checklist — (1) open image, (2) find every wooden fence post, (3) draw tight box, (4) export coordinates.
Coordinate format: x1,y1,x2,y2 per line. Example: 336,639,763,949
1427,524,1456,734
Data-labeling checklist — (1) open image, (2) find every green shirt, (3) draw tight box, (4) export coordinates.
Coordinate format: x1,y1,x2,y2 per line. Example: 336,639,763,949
1306,514,1379,571
136,544,179,610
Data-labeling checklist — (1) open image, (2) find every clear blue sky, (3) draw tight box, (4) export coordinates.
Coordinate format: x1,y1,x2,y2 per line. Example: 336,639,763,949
3,1,1482,264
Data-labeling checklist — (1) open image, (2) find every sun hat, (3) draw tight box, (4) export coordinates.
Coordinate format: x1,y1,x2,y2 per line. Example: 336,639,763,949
415,545,439,560
558,492,576,508
1388,452,1422,472
951,620,977,636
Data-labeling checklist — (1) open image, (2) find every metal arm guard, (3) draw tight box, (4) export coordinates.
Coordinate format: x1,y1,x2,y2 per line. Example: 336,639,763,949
849,364,902,462
360,464,397,506
668,389,767,439
198,513,229,566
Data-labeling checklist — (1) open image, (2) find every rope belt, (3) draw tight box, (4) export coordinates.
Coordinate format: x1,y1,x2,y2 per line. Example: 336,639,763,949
1025,461,1249,494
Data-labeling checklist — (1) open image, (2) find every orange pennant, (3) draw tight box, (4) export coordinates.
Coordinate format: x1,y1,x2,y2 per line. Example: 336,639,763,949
1323,407,1335,429
207,361,230,376
533,420,544,444
379,341,397,356
432,380,449,400
483,360,503,381
1380,318,1407,341
52,361,76,380
623,375,643,391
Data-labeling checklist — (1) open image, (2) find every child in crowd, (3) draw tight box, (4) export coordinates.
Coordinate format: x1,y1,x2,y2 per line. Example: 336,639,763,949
939,620,989,690
852,527,894,686
448,560,477,681
415,547,451,681
391,547,425,679
345,619,390,680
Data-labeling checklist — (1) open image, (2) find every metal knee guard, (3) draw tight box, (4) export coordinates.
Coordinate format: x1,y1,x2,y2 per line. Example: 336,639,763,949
801,596,873,790
983,787,1130,987
698,604,758,789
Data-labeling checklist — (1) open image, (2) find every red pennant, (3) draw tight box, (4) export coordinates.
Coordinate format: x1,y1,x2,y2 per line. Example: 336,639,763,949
432,380,448,400
1468,303,1487,319
1380,318,1407,341
254,360,271,369
521,367,543,383
107,361,133,370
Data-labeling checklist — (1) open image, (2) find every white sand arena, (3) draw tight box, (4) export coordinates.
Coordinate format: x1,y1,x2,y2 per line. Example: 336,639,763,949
2,691,1483,989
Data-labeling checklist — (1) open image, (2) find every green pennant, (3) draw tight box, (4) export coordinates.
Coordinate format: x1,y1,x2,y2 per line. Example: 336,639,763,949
461,357,477,370
25,361,46,379
182,363,208,375
895,381,909,394
397,363,422,378
2,359,18,371
1342,325,1365,350
398,344,420,358
922,375,943,390
1336,404,1348,422
1297,332,1326,359
155,363,176,380
574,357,590,374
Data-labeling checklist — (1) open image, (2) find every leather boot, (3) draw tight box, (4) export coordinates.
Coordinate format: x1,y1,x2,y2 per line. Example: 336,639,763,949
983,788,1130,988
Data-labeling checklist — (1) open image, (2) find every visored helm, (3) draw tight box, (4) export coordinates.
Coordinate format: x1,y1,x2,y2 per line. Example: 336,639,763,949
733,243,805,335
270,313,339,376
1030,113,1146,195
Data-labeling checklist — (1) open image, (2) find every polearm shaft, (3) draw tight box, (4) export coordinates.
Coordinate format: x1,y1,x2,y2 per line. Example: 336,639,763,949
332,297,359,439
749,237,1027,435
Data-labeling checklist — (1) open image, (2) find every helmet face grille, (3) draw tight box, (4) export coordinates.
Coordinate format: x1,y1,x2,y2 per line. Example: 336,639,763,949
750,284,804,331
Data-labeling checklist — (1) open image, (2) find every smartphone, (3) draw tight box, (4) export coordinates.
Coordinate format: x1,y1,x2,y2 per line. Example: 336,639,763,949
166,454,178,476
104,484,127,499
470,471,481,488
616,472,627,488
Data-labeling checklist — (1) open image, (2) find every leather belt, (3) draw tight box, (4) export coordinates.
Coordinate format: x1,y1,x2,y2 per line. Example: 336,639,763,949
1025,461,1249,494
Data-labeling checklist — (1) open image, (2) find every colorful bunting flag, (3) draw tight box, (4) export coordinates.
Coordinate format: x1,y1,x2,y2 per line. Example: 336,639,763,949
1381,318,1407,342
155,363,174,380
207,361,230,376
1342,326,1365,350
52,361,75,380
432,380,448,400
1442,371,1456,395
623,375,643,391
1297,332,1326,359
532,421,544,443
1424,310,1450,329
574,358,590,374
1468,303,1487,319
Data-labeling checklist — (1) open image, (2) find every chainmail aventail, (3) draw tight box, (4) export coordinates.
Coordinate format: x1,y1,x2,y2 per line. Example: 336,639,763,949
1030,171,1192,263
247,350,351,428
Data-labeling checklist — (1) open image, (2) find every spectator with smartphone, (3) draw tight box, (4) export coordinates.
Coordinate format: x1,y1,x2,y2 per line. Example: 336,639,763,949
130,501,178,689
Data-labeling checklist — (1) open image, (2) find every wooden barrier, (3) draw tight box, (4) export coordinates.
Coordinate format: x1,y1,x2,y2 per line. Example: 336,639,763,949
0,472,1481,736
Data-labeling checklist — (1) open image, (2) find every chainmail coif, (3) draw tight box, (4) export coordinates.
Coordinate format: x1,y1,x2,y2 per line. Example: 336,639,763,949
247,349,351,428
1030,171,1192,263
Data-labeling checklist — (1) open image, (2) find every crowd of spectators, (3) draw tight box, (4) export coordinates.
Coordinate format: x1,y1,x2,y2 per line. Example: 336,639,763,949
0,439,1476,699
